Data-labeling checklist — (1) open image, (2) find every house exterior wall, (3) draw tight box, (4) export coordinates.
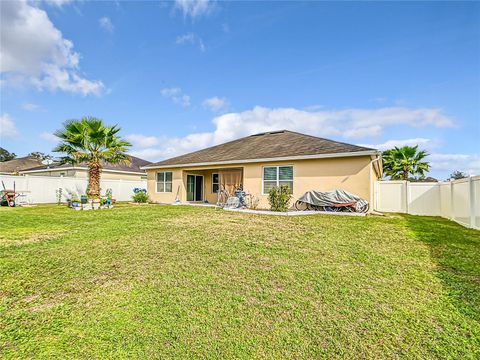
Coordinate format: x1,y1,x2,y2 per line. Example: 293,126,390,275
21,169,147,181
147,155,377,209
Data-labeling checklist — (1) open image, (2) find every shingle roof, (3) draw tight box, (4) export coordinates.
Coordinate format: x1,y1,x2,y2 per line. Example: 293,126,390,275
0,156,44,174
21,155,151,173
145,130,377,168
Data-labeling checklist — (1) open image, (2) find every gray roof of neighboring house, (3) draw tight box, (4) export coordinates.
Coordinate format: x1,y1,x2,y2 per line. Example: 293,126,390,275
0,156,44,174
21,155,151,174
144,130,377,168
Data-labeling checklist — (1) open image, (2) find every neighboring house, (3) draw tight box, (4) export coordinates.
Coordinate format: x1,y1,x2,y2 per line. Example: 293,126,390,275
0,156,44,175
142,130,382,209
20,156,151,181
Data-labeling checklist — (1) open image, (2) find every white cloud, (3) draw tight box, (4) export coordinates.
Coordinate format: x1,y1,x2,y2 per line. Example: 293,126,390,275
358,138,434,151
125,134,160,148
174,0,215,19
44,0,73,7
0,113,18,138
202,96,228,112
358,138,479,176
175,32,206,52
176,33,195,44
160,87,191,107
0,1,104,96
99,17,114,33
128,105,455,162
40,131,58,142
22,102,41,111
429,153,480,176
130,132,215,161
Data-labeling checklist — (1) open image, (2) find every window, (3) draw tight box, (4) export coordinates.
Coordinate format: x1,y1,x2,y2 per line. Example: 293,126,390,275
156,172,172,192
212,173,219,193
263,166,293,194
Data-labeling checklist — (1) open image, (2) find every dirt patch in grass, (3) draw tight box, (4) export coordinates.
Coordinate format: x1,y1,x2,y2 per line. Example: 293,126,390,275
0,229,68,248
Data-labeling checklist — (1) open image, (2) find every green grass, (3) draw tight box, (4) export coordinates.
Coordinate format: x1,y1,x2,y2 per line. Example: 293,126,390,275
0,204,479,359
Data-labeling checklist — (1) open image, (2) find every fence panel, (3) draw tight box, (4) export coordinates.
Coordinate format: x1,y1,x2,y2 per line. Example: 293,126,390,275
0,175,147,204
451,179,470,227
439,183,451,218
374,181,407,213
375,176,479,229
407,183,440,216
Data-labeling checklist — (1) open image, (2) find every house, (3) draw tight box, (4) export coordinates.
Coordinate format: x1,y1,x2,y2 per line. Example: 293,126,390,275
20,155,151,181
0,156,44,175
142,130,382,209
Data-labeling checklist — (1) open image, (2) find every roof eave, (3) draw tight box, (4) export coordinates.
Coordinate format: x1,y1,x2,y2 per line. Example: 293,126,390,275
141,150,380,170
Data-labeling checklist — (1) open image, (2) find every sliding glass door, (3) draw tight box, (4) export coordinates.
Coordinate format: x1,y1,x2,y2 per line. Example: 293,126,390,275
187,174,203,201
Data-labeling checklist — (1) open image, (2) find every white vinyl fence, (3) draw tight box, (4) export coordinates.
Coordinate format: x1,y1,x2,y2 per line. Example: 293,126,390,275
374,176,480,229
0,175,147,204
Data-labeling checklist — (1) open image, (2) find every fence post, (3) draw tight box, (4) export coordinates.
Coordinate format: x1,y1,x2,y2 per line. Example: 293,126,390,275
470,176,475,229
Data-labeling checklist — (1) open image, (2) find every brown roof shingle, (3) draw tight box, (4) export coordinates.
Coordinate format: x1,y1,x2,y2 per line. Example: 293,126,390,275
0,156,44,174
22,155,151,173
145,130,377,168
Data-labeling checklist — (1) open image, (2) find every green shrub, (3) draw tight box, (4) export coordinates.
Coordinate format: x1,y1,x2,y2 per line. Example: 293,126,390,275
132,191,149,203
268,185,292,212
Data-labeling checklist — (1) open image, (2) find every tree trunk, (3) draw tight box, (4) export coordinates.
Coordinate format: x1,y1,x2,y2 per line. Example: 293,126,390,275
88,161,102,198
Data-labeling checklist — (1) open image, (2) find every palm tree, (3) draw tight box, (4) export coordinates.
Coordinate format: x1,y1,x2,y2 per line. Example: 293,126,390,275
53,117,131,198
382,145,430,180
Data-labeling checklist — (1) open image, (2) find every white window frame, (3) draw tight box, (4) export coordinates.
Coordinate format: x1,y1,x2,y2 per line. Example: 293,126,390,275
156,171,173,193
211,173,219,193
262,165,294,195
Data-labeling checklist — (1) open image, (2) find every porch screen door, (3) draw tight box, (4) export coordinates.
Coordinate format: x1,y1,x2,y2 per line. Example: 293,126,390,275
219,169,242,194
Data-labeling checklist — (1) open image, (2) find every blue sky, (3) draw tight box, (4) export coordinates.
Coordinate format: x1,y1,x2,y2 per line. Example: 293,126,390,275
1,0,479,179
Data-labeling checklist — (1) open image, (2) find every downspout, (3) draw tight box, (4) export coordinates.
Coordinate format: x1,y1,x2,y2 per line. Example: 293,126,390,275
369,154,382,211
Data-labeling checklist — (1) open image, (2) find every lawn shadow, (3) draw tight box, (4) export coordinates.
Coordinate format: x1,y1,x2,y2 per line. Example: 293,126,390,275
403,214,480,321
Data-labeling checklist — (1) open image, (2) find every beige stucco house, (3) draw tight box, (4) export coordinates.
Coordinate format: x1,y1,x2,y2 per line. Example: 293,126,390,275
142,131,382,209
20,156,150,181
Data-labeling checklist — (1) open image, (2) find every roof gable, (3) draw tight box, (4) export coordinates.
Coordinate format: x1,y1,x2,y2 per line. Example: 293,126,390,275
145,130,377,168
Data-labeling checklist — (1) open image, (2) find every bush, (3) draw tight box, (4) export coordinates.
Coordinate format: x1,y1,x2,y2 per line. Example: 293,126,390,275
132,191,149,203
268,185,292,212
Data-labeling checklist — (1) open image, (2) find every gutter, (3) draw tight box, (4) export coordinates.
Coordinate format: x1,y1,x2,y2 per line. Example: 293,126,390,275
141,150,380,170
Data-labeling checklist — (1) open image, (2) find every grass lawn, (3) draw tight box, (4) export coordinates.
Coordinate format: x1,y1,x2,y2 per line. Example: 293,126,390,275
1,204,479,359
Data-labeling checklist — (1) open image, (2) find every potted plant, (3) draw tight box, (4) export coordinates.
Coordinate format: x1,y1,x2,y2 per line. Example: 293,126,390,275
80,195,88,205
92,198,101,210
105,188,115,204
